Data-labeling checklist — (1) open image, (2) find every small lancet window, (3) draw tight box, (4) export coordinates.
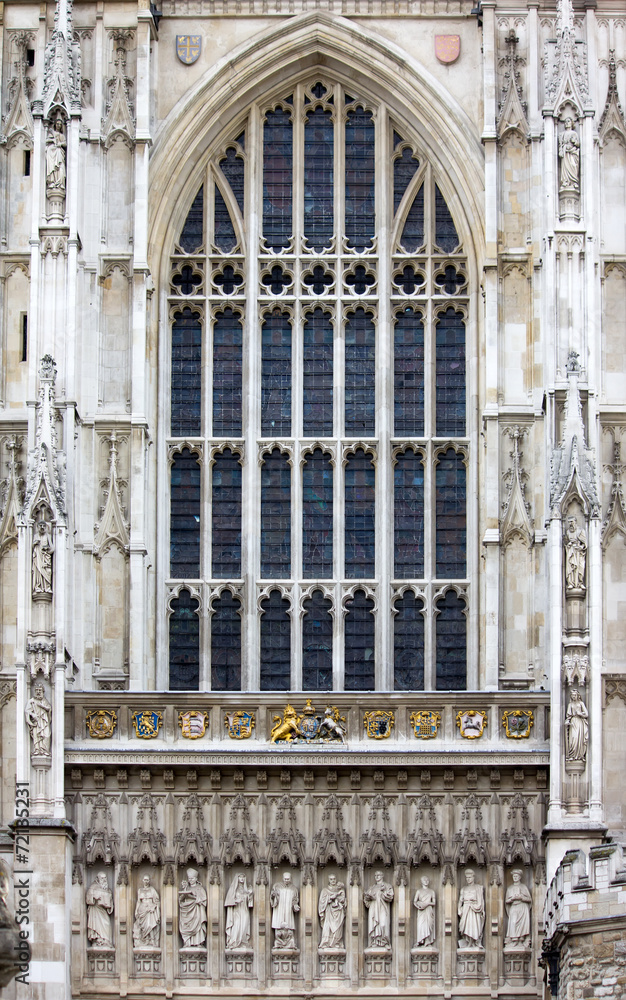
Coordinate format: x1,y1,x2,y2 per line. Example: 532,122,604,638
260,590,291,690
304,104,334,250
345,106,375,250
400,184,424,251
261,311,292,436
212,449,242,578
434,184,459,252
303,308,333,437
345,448,375,579
345,308,375,436
435,447,466,579
394,308,424,436
212,308,242,436
171,307,202,437
263,106,293,249
179,186,204,253
211,591,241,690
394,449,424,579
219,145,245,213
302,589,333,690
435,307,466,436
170,448,201,579
435,589,466,690
302,448,333,579
344,589,375,690
394,146,419,214
261,448,291,578
214,186,237,252
169,588,200,691
393,591,425,690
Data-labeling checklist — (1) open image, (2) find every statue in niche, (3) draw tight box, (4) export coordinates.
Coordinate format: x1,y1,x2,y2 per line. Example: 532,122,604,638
45,117,67,195
32,518,54,596
457,869,485,949
318,874,347,951
86,872,114,949
565,688,589,762
224,873,253,951
178,868,207,948
133,875,160,948
270,871,300,951
504,869,532,949
413,875,436,948
24,683,52,757
559,117,580,194
363,870,394,950
563,517,587,591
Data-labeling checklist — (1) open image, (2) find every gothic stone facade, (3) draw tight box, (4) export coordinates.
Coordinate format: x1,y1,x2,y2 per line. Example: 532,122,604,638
0,0,625,996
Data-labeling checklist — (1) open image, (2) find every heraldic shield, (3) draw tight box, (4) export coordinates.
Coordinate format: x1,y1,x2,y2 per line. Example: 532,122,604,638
225,710,255,739
131,710,163,739
176,35,201,65
178,710,209,739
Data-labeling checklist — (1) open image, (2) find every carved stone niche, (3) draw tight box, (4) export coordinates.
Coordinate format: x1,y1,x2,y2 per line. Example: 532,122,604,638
179,947,207,978
87,948,115,977
503,947,532,985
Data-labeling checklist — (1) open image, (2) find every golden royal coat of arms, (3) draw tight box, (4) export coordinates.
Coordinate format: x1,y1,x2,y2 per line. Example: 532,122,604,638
409,710,441,739
131,710,163,739
363,710,395,739
224,710,255,739
85,709,117,739
178,710,209,739
456,709,487,739
270,700,347,744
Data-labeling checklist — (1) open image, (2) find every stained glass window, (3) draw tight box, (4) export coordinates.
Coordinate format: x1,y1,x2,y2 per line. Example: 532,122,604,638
435,184,459,252
213,309,242,436
345,309,375,436
435,448,466,578
303,308,333,436
345,589,375,690
262,311,291,436
303,448,333,578
170,449,201,578
435,589,466,690
394,449,424,578
179,186,203,253
260,590,291,690
302,589,333,690
394,308,424,436
401,184,424,251
345,106,375,250
304,105,334,250
171,308,201,437
345,448,375,578
214,185,237,252
211,591,241,690
169,588,200,690
436,308,466,436
261,449,291,578
394,146,419,213
212,449,242,578
263,107,293,250
393,591,424,690
219,145,245,213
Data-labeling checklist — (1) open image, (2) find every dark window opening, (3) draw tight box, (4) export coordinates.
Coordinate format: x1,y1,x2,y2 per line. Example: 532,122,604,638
345,588,375,690
260,589,291,690
169,588,200,691
211,591,241,690
394,591,424,690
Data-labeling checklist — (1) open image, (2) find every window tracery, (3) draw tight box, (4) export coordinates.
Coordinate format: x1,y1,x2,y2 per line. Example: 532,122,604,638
166,77,469,692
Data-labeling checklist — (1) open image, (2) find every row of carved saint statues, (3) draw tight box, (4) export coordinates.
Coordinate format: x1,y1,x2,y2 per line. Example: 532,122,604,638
85,868,532,958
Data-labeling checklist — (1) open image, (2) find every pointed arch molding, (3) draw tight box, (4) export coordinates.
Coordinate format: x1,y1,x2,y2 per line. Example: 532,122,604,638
148,12,485,276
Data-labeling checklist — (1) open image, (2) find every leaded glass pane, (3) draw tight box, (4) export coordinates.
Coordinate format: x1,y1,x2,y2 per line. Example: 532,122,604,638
214,185,237,252
435,589,466,689
344,589,375,690
263,107,293,249
401,183,424,251
260,590,291,690
212,449,242,578
219,145,245,213
261,449,291,578
436,307,466,436
394,147,419,214
435,448,466,578
211,591,241,690
304,106,334,251
212,309,242,436
393,591,424,690
345,107,375,251
171,308,201,436
303,448,333,578
169,588,200,691
435,184,459,252
170,449,201,578
345,449,375,578
394,308,424,436
262,311,291,436
179,186,203,252
394,450,424,578
302,589,333,690
345,308,375,436
303,308,333,436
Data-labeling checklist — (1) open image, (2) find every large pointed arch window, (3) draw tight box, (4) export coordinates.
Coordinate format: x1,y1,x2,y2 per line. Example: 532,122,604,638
165,78,469,691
